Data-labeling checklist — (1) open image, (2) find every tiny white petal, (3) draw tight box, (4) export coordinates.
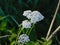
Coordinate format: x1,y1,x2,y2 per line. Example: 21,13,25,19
31,17,39,24
18,34,30,44
26,14,32,19
30,11,44,24
22,20,31,28
23,10,32,16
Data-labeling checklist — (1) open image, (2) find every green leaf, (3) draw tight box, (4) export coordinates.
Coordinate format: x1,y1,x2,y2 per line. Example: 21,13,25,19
10,41,16,45
26,41,34,45
0,20,7,31
47,40,52,45
0,16,8,20
43,40,52,45
41,37,46,41
37,40,43,44
9,34,17,42
35,42,40,45
0,16,4,20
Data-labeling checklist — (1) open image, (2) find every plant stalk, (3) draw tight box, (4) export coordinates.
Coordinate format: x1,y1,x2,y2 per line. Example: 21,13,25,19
47,26,60,41
46,0,60,40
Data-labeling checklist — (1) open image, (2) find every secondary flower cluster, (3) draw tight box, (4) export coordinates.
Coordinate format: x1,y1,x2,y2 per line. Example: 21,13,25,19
18,10,44,44
22,20,31,28
18,34,30,44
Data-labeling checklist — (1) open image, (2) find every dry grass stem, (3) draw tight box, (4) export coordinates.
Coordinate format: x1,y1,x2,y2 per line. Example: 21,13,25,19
0,35,10,38
46,0,60,40
47,26,60,41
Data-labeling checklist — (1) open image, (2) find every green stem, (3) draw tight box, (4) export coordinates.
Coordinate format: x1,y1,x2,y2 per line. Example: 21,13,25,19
46,0,60,40
26,28,30,35
21,43,24,45
28,24,35,35
16,27,24,45
18,27,24,36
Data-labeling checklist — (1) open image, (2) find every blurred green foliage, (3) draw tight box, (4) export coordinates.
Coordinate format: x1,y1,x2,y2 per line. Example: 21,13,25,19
0,0,60,45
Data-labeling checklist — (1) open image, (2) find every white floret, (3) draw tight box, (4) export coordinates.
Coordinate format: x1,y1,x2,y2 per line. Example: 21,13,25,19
23,10,32,16
30,11,44,24
22,20,31,28
18,34,30,44
30,17,39,24
26,14,32,19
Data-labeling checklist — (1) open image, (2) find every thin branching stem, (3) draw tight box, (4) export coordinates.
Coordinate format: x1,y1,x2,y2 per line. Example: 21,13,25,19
0,35,10,38
47,26,60,41
10,16,20,26
46,0,60,40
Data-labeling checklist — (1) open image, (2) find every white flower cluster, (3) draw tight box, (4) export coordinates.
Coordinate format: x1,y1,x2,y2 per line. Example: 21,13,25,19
22,20,31,28
23,10,44,24
18,10,44,44
18,34,30,44
21,10,44,28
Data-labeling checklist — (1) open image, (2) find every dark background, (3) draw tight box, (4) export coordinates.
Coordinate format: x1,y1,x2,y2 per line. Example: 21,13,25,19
0,0,60,45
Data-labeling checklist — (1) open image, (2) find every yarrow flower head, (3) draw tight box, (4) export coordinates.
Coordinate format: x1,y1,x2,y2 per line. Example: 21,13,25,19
23,10,32,16
23,10,44,24
22,20,31,28
30,11,44,24
18,34,30,44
